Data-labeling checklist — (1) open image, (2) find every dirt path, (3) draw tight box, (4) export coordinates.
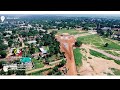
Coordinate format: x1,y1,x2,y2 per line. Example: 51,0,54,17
18,36,25,48
26,65,55,74
26,59,63,74
56,34,77,75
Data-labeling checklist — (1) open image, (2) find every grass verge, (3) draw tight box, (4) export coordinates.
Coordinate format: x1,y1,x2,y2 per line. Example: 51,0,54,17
73,48,82,66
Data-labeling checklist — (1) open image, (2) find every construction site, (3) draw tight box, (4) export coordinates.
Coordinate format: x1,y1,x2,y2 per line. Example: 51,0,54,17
55,33,77,75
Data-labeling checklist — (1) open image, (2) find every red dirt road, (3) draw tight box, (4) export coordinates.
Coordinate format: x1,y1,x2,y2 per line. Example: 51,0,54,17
56,34,77,75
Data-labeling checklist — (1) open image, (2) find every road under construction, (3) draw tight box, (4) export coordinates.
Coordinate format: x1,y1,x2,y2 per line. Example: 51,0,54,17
55,33,77,75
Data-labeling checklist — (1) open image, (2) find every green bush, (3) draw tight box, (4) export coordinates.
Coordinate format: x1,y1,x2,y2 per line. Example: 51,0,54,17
75,40,82,47
0,61,6,69
88,57,92,59
58,59,66,67
0,51,7,58
15,70,26,75
8,70,15,75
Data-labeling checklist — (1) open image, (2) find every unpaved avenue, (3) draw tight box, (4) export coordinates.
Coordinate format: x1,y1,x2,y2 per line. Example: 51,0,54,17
26,65,55,74
56,34,77,75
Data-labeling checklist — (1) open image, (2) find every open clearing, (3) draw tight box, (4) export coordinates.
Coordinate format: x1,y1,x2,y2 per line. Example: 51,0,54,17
77,44,120,76
56,29,88,35
77,34,120,51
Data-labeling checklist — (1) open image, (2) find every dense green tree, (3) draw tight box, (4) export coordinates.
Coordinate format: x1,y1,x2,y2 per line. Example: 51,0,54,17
8,40,13,47
30,47,35,54
53,66,59,72
0,61,6,69
3,33,7,36
0,44,8,50
0,51,7,58
15,70,26,75
8,70,15,75
58,59,66,67
104,43,109,47
0,69,6,75
12,30,16,34
36,38,40,44
75,40,82,47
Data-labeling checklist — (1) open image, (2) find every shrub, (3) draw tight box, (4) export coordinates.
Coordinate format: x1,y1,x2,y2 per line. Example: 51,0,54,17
88,57,92,59
58,59,66,67
0,51,7,58
104,43,109,47
75,40,82,47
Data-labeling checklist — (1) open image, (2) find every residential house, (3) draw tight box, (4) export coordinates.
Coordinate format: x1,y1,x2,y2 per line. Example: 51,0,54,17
39,47,48,57
3,64,17,72
4,31,12,34
20,57,33,70
27,40,37,44
101,27,111,31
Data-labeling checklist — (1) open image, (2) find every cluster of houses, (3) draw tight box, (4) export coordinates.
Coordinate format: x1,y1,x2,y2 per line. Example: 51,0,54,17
3,57,33,72
3,45,49,72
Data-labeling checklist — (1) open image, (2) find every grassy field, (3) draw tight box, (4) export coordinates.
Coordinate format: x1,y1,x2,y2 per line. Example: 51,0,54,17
111,68,120,75
56,29,88,35
32,58,44,69
77,34,120,50
90,49,120,65
90,49,113,60
73,48,82,66
105,51,120,57
35,48,40,52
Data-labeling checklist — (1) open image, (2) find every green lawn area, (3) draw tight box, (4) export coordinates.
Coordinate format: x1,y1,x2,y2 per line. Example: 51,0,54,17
90,49,113,60
105,51,120,57
77,34,120,50
43,46,49,51
73,48,82,66
111,68,120,75
32,58,44,69
57,29,88,35
90,49,120,65
35,48,40,52
48,55,57,62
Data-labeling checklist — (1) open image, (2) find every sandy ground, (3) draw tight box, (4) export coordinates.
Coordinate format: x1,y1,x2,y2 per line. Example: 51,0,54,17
78,44,120,76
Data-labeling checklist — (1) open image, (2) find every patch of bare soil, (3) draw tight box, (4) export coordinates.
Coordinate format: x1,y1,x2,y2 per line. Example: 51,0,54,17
78,45,120,76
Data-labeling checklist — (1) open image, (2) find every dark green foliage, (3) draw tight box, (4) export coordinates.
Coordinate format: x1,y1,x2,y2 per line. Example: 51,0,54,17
30,47,35,54
75,40,82,47
0,44,8,50
0,51,7,58
73,48,82,66
0,61,6,69
104,43,109,47
58,59,66,67
15,70,26,75
8,70,15,75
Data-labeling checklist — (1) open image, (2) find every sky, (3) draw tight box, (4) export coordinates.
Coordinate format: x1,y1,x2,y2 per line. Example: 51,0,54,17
0,14,120,18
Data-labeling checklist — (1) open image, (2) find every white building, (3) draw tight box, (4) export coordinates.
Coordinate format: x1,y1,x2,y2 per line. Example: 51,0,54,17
27,40,37,44
3,64,17,72
4,40,8,45
4,31,12,34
